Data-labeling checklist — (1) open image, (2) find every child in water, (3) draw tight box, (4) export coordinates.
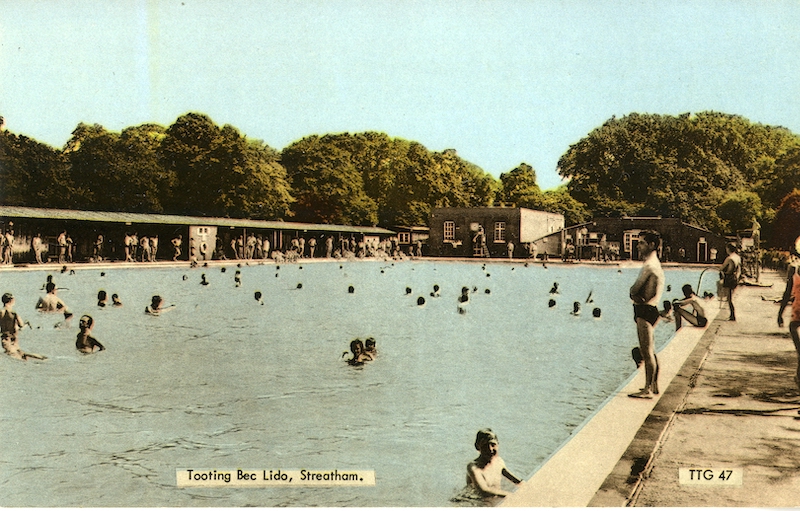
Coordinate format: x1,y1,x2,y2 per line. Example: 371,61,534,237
364,337,376,358
145,295,175,315
464,429,521,499
75,315,105,354
344,339,373,366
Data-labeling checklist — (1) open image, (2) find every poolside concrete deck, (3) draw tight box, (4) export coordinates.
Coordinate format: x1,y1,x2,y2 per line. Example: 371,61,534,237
503,268,800,507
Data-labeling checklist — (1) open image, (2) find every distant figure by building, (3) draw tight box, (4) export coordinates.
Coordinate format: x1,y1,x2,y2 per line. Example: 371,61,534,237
32,233,44,264
172,235,182,261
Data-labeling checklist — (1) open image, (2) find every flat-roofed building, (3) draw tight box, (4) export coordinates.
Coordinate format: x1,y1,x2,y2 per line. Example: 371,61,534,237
428,207,564,258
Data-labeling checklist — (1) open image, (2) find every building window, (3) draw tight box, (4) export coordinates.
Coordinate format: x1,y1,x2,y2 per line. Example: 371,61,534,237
624,230,641,254
494,222,506,242
443,221,455,241
398,232,410,244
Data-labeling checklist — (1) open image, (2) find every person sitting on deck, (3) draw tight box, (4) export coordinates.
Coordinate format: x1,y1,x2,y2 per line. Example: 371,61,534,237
672,284,708,330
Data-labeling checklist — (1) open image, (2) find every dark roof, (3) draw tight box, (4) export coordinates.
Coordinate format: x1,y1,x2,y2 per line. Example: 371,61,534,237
0,206,395,235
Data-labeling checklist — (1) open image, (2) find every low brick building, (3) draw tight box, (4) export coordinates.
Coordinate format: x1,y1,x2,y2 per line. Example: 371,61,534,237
428,207,564,258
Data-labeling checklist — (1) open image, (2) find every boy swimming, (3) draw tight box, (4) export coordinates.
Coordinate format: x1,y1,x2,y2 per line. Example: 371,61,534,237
464,428,521,499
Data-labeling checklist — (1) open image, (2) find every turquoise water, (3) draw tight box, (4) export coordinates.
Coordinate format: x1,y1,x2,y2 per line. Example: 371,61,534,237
0,261,709,506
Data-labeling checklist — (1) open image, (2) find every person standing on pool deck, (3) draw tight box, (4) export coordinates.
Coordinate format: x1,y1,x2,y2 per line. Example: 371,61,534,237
172,235,182,261
777,236,800,391
628,230,665,399
721,243,741,321
465,428,521,499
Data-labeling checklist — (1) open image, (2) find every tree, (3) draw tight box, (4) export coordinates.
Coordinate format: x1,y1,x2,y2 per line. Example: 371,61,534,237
716,190,763,233
282,133,497,227
0,130,75,208
497,163,541,207
772,190,800,250
160,113,292,219
557,111,799,233
281,134,378,225
65,122,174,212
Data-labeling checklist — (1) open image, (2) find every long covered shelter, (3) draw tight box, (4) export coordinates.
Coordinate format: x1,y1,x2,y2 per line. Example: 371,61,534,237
0,206,395,264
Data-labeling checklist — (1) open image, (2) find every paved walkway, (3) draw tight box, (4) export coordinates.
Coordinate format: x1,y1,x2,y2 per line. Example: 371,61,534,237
590,269,800,507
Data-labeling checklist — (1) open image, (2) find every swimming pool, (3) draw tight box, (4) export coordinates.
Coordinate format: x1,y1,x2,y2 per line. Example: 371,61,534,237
0,260,709,506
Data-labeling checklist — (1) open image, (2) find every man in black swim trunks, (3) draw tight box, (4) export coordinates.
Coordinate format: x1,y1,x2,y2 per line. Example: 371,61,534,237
628,231,665,399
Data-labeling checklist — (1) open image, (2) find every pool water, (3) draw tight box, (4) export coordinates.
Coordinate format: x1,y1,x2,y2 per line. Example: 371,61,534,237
0,261,709,506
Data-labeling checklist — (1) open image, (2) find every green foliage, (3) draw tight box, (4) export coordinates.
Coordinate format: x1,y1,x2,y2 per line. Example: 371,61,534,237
159,113,292,219
65,122,174,212
716,190,763,233
281,133,497,226
0,130,74,207
497,163,542,206
558,112,800,234
772,190,800,251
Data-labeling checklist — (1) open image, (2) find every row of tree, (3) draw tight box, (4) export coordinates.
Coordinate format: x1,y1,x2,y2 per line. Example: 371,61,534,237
557,112,800,247
1,111,799,248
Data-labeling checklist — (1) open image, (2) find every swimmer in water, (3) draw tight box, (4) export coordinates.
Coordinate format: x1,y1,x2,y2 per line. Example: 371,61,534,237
343,338,372,366
465,429,521,499
1,293,45,361
145,295,174,315
364,337,376,358
111,294,123,307
97,290,108,307
458,287,470,314
234,270,242,287
550,282,559,294
571,301,581,316
254,291,264,305
75,315,105,354
37,282,70,313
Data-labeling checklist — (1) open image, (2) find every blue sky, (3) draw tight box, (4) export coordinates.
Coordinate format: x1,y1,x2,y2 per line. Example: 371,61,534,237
2,0,799,190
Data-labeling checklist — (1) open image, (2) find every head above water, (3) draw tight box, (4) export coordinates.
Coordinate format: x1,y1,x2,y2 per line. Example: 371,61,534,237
350,339,364,354
46,282,56,293
151,295,163,309
79,315,94,331
474,428,498,451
